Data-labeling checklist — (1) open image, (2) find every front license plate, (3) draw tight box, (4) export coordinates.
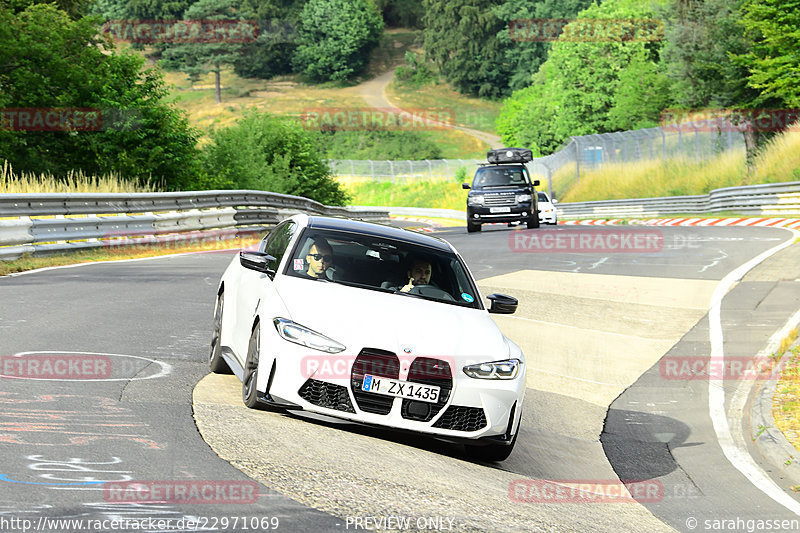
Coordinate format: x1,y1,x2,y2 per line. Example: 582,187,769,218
361,375,440,404
490,207,511,213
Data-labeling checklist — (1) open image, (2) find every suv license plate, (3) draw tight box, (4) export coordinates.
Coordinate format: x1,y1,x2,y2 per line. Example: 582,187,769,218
490,207,511,213
361,375,440,403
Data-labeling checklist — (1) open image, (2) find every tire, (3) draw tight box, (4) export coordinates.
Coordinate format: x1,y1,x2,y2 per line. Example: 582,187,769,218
242,323,261,409
209,292,232,374
467,220,482,233
464,429,518,462
527,215,540,229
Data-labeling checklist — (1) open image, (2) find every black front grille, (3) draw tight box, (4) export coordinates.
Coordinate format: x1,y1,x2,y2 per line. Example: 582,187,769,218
432,406,488,432
401,358,452,422
484,193,516,206
298,379,355,413
350,349,400,415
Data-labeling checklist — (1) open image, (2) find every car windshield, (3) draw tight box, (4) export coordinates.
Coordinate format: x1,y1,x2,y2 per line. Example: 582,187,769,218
284,228,482,308
473,167,527,188
538,192,549,202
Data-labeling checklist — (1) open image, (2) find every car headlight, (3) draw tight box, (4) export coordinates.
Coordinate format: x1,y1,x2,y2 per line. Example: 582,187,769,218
273,318,345,353
468,194,485,206
516,194,532,203
463,359,521,380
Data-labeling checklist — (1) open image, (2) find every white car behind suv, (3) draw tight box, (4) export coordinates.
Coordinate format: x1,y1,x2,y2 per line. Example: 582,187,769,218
537,192,558,225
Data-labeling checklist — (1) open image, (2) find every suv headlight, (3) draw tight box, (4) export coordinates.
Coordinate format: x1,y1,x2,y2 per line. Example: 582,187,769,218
273,318,345,353
516,194,532,203
467,194,485,206
463,359,521,380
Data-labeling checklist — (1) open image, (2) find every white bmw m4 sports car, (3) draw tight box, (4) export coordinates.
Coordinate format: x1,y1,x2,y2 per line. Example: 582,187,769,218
209,215,526,461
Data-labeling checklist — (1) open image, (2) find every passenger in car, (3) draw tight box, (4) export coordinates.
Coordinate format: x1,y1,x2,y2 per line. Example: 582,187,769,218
304,238,334,280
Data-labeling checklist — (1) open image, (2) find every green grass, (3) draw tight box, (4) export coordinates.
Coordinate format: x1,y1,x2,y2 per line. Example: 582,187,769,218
386,79,503,135
343,180,467,209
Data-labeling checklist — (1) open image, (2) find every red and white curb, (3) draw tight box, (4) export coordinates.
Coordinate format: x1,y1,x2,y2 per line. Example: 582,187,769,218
562,217,800,228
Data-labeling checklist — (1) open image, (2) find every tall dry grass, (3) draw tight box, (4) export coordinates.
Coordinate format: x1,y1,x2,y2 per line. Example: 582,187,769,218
558,129,800,203
1,161,160,193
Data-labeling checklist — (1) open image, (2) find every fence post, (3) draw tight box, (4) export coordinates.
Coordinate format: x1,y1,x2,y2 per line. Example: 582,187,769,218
443,159,449,179
692,123,700,160
573,137,580,183
389,160,394,184
660,128,666,158
425,159,432,180
370,160,375,181
350,159,355,176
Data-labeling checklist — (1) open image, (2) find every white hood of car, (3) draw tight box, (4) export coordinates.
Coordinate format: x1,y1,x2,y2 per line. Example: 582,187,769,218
275,276,511,363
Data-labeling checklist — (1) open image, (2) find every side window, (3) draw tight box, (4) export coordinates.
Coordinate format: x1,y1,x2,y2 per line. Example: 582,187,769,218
264,221,296,271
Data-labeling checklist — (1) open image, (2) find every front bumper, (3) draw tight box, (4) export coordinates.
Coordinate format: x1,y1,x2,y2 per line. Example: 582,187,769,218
467,204,534,224
257,345,526,441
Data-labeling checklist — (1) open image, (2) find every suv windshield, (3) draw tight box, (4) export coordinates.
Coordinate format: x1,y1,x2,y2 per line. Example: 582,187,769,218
284,229,482,309
472,167,528,188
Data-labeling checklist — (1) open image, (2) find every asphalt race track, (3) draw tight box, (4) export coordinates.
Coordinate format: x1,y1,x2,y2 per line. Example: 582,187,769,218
1,222,799,532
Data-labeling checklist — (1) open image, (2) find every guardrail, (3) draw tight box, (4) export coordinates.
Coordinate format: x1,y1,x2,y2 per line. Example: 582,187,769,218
0,190,388,261
556,181,800,219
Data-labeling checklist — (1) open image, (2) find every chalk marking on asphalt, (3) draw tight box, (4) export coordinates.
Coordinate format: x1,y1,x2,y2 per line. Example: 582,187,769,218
2,351,172,382
708,227,800,515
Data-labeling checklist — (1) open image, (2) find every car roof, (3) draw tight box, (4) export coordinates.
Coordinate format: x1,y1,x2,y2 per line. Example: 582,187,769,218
306,216,454,253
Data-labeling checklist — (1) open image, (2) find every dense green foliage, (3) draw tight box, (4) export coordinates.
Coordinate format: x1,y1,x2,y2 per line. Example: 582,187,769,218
421,0,509,98
493,0,594,92
292,0,383,82
323,130,443,160
0,2,201,188
202,112,350,205
375,0,423,28
232,0,303,79
737,0,800,107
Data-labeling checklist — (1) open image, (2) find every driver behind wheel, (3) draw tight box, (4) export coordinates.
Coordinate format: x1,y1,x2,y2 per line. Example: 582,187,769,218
398,258,432,293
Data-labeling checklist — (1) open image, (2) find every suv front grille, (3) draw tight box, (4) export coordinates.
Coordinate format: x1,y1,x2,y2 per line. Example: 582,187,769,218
298,379,355,413
401,358,452,422
432,406,488,432
350,349,400,415
484,193,516,207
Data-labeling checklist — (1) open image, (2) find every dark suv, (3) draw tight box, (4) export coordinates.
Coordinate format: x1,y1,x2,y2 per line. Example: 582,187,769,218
462,149,540,233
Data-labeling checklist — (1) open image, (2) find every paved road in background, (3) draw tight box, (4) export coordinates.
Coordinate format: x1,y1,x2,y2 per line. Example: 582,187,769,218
1,223,798,532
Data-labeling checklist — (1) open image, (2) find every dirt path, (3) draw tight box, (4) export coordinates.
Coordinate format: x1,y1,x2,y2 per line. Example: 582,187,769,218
354,68,504,150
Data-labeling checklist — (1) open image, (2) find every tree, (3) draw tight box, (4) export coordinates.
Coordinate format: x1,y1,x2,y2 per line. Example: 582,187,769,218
233,0,304,79
292,0,383,82
737,0,800,107
0,3,200,188
160,0,248,103
422,0,510,98
496,0,671,153
202,113,350,205
374,0,424,28
493,0,594,92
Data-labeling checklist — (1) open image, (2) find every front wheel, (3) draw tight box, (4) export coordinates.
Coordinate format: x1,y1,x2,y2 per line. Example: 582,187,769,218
464,429,518,462
242,323,261,409
467,220,482,233
209,291,232,374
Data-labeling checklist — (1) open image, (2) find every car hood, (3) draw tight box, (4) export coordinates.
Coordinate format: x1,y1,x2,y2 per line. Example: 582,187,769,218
275,276,512,362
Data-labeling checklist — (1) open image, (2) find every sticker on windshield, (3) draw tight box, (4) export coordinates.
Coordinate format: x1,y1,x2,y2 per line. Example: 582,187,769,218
293,258,304,271
461,293,474,303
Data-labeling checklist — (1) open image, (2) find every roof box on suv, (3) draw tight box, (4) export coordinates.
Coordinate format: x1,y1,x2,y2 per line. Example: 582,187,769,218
487,147,533,164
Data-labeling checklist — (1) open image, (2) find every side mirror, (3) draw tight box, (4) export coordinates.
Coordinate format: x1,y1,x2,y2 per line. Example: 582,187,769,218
532,180,540,186
487,293,518,315
240,251,276,275
462,183,471,190
552,199,559,205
